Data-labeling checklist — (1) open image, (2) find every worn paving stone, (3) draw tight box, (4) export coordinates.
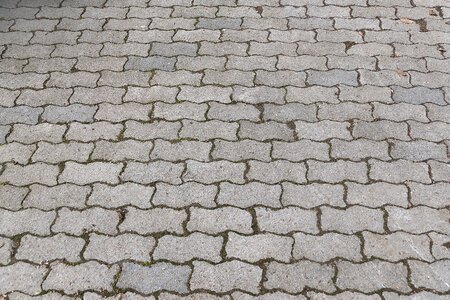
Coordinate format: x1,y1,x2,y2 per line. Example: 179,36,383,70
117,262,191,294
84,233,155,264
42,262,119,294
190,261,262,294
153,233,223,263
16,234,85,263
0,262,46,295
1,0,450,296
264,261,336,293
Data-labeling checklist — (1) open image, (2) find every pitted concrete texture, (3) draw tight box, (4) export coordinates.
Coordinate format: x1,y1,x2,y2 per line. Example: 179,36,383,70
0,0,450,298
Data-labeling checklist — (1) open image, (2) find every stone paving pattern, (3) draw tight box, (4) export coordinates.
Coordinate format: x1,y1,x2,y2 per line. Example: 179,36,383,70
0,0,450,299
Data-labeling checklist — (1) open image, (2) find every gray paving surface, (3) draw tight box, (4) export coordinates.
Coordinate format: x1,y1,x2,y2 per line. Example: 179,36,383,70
0,0,450,299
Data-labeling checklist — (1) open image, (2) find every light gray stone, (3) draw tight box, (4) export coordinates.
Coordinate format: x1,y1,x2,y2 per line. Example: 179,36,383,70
117,262,190,294
153,233,223,263
153,183,217,208
43,262,119,294
190,261,262,294
84,233,155,264
16,234,85,263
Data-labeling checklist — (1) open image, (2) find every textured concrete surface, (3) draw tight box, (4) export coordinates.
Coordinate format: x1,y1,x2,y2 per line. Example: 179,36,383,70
0,0,450,299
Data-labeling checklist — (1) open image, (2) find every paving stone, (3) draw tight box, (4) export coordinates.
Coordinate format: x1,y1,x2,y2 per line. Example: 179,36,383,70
151,140,211,162
428,232,450,260
16,234,85,263
369,159,431,184
190,261,262,294
32,142,93,163
248,160,307,183
321,206,385,234
409,260,450,292
232,86,285,104
187,207,253,234
52,43,102,58
226,232,293,263
295,120,352,141
91,140,152,162
353,120,409,141
0,208,55,236
0,125,10,144
0,88,19,107
256,70,306,87
282,183,346,208
42,104,97,123
255,207,318,234
43,262,119,294
0,262,46,294
178,86,232,103
0,106,43,125
121,161,184,184
272,140,330,161
2,0,450,296
119,207,186,234
383,292,449,300
277,55,326,71
98,70,151,87
124,120,181,140
124,86,178,103
336,260,410,293
8,123,66,144
0,162,59,186
153,182,216,208
429,160,450,182
180,120,239,141
363,232,433,262
0,185,28,210
264,261,336,293
0,237,13,265
212,140,271,162
392,86,446,105
409,121,450,142
318,103,373,121
263,103,317,122
16,88,72,106
53,207,119,235
308,160,368,183
330,139,390,161
217,182,282,208
239,120,295,141
47,72,100,88
117,262,190,294
88,183,154,209
293,232,362,262
391,140,447,161
23,184,90,210
0,142,35,164
60,162,123,185
183,160,245,184
66,122,123,142
125,56,175,72
339,85,393,103
387,206,450,234
153,233,222,263
373,102,428,122
346,182,408,207
408,182,450,208
308,292,381,300
84,233,155,264
153,102,207,121
70,87,125,105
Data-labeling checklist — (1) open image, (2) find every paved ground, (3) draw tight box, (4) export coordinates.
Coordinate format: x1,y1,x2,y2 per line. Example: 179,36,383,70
0,0,450,299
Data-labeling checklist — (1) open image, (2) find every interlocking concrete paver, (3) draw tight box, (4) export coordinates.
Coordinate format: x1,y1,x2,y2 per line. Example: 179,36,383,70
1,0,449,297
